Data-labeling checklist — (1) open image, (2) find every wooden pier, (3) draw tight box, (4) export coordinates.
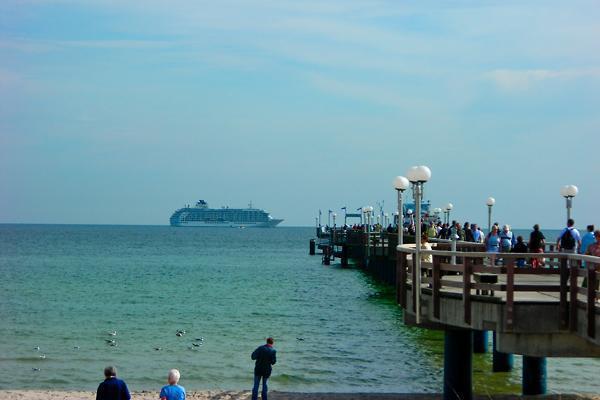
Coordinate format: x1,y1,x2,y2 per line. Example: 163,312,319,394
312,228,600,400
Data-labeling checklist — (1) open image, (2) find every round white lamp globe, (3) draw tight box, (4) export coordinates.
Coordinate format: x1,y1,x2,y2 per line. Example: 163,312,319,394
393,176,410,191
406,165,432,183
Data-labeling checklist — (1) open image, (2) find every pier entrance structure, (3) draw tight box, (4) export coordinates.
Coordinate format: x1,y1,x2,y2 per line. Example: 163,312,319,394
315,229,600,400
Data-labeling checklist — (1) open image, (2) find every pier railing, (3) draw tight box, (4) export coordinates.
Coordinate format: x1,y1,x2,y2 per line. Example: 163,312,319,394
396,246,600,347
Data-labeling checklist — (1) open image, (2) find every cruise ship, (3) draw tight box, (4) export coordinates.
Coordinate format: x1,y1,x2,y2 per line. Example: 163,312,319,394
170,200,283,228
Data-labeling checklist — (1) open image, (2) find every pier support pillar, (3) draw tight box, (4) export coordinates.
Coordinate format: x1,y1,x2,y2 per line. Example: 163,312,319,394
472,330,489,353
309,239,316,255
492,332,514,372
444,328,473,400
341,245,348,267
522,356,547,395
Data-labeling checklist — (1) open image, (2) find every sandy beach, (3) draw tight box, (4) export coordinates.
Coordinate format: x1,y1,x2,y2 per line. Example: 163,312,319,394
1,391,599,400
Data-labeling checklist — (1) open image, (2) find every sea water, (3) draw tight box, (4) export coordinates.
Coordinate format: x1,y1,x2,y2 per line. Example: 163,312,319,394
0,225,598,394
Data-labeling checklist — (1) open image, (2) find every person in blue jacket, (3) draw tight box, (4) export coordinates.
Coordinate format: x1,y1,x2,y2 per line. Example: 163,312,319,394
251,337,277,400
96,366,131,400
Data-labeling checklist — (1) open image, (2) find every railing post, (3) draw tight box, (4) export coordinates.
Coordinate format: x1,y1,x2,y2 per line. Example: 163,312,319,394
569,262,579,332
433,254,441,319
463,256,472,325
412,252,417,313
398,251,407,308
505,258,515,331
588,263,597,339
559,257,569,329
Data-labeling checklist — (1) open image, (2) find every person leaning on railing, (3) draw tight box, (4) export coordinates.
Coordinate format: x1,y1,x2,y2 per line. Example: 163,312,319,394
583,230,600,296
529,224,546,268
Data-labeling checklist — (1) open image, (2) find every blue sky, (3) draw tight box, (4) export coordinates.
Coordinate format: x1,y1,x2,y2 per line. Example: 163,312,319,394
1,1,599,228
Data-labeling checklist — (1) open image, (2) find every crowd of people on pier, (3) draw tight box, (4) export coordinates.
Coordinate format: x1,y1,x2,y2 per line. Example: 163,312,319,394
333,217,600,266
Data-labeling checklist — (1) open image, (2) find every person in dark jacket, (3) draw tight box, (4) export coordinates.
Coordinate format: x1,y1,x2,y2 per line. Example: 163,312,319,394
251,337,277,400
96,366,131,400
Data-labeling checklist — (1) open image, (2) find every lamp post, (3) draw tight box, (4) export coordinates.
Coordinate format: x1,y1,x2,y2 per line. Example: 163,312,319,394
445,203,453,225
486,197,496,234
433,207,442,223
393,176,410,245
363,206,373,261
560,185,578,221
406,165,432,324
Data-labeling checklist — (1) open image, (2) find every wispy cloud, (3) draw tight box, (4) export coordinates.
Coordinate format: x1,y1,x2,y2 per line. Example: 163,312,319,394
0,38,171,53
307,73,432,110
486,68,600,91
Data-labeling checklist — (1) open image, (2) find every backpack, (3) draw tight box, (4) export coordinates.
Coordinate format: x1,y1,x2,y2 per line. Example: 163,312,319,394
560,228,575,250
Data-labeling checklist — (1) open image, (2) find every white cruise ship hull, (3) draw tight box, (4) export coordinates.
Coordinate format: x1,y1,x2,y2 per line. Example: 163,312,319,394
172,219,283,228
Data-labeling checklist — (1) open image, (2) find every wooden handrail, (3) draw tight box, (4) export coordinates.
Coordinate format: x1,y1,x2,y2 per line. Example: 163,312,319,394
395,246,600,343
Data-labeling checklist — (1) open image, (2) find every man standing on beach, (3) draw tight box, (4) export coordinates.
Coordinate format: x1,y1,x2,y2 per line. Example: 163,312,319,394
96,366,131,400
251,337,277,400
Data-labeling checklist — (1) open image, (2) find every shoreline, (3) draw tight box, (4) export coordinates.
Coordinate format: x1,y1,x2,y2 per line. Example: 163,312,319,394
1,391,598,400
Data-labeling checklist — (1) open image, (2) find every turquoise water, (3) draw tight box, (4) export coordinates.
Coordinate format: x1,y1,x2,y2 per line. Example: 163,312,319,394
0,225,598,394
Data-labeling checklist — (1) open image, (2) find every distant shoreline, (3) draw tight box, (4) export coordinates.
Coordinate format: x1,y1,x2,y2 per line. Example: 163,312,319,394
0,390,598,400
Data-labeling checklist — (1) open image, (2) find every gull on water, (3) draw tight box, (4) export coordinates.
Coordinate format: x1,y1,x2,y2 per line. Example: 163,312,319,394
106,339,116,344
39,354,46,359
34,346,40,351
108,331,117,336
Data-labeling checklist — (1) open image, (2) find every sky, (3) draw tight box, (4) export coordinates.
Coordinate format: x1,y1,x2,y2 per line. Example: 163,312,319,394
1,0,599,228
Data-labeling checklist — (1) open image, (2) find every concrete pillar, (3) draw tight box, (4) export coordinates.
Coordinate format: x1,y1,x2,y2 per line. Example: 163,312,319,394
444,329,473,400
492,332,514,372
522,356,547,395
473,330,489,353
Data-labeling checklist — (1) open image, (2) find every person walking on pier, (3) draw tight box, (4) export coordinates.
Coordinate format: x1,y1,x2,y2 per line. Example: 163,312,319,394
529,224,546,268
500,225,516,252
251,337,277,400
581,225,596,255
486,225,501,265
557,219,581,254
512,236,528,267
464,222,474,242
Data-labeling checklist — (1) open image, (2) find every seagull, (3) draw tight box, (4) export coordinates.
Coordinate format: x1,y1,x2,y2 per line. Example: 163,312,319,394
32,368,41,371
109,342,118,347
106,339,116,344
194,337,204,342
192,343,202,347
108,331,117,336
39,354,46,359
73,346,80,350
296,337,305,341
34,346,40,351
176,332,183,337
154,347,162,351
